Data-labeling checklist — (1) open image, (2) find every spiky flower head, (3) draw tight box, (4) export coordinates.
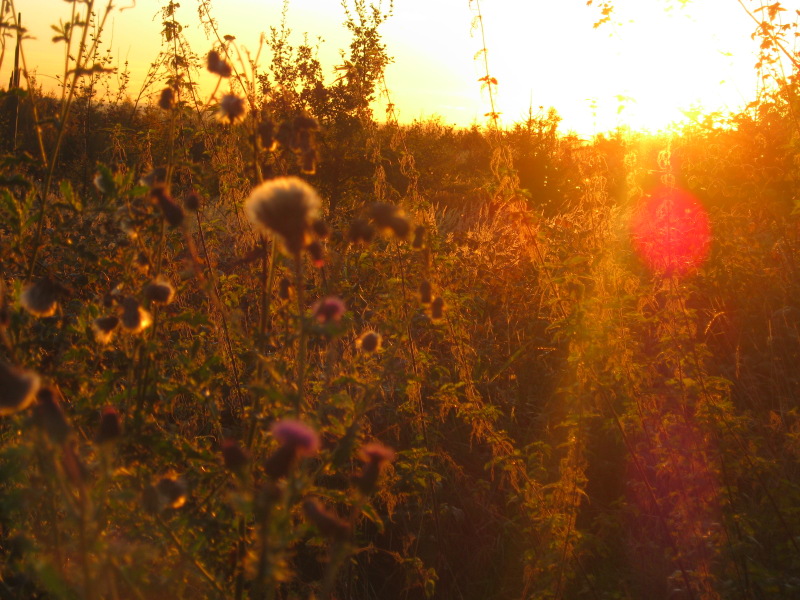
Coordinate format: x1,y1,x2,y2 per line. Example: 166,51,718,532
143,277,175,305
313,296,346,324
354,442,395,495
206,50,232,77
20,277,60,318
245,177,322,257
271,419,320,455
264,419,320,480
369,202,411,239
217,93,247,124
356,330,381,353
92,315,119,345
158,87,175,110
120,298,152,334
0,361,40,417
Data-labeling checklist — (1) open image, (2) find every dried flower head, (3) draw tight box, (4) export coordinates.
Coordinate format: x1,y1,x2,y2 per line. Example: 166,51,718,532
431,296,444,320
258,119,277,151
354,442,395,495
143,277,175,304
369,202,411,238
303,497,350,540
20,277,61,318
95,406,122,444
245,177,322,256
151,187,184,228
347,218,375,244
356,331,381,353
419,280,432,304
184,191,201,211
120,298,152,334
33,387,72,444
313,296,346,324
92,315,120,344
222,439,251,472
158,87,175,110
217,93,247,124
206,49,232,77
0,361,40,417
412,225,426,249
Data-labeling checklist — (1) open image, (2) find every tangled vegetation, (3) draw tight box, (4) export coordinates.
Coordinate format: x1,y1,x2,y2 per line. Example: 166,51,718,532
2,0,800,598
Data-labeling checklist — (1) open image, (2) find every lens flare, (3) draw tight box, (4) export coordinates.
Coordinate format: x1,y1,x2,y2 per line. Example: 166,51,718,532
631,185,710,277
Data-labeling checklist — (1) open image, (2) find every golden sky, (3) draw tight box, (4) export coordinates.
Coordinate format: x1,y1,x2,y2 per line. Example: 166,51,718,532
1,0,777,135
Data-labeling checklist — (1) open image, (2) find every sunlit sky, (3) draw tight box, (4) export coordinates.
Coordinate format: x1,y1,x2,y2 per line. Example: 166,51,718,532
1,0,783,135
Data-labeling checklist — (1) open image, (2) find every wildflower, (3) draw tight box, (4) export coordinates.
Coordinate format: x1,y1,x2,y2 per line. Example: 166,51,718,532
412,225,425,249
431,297,444,320
419,280,432,304
347,218,375,244
303,497,350,540
0,361,40,417
120,297,152,334
264,419,320,480
92,315,119,344
33,387,72,444
20,277,60,317
245,177,322,257
221,439,251,472
206,49,232,77
313,296,346,324
95,406,122,444
354,442,395,495
158,87,175,110
217,93,247,125
143,277,175,304
356,331,381,353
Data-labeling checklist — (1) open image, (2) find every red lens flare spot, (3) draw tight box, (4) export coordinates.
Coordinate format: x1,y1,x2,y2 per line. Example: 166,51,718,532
631,185,710,277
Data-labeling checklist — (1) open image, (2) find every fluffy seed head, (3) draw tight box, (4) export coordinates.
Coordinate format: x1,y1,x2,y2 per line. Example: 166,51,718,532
143,277,175,305
120,298,152,334
356,331,381,353
217,94,247,124
0,361,40,417
92,315,120,344
245,177,322,256
20,278,60,318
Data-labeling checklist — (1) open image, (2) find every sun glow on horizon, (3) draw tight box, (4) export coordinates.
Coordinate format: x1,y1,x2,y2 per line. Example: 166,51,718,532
2,0,773,136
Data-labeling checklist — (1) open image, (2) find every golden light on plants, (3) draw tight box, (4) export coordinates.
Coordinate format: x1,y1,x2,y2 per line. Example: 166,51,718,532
4,0,800,598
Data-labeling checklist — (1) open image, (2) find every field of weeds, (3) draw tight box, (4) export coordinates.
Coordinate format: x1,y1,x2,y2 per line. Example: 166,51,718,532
2,1,800,598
